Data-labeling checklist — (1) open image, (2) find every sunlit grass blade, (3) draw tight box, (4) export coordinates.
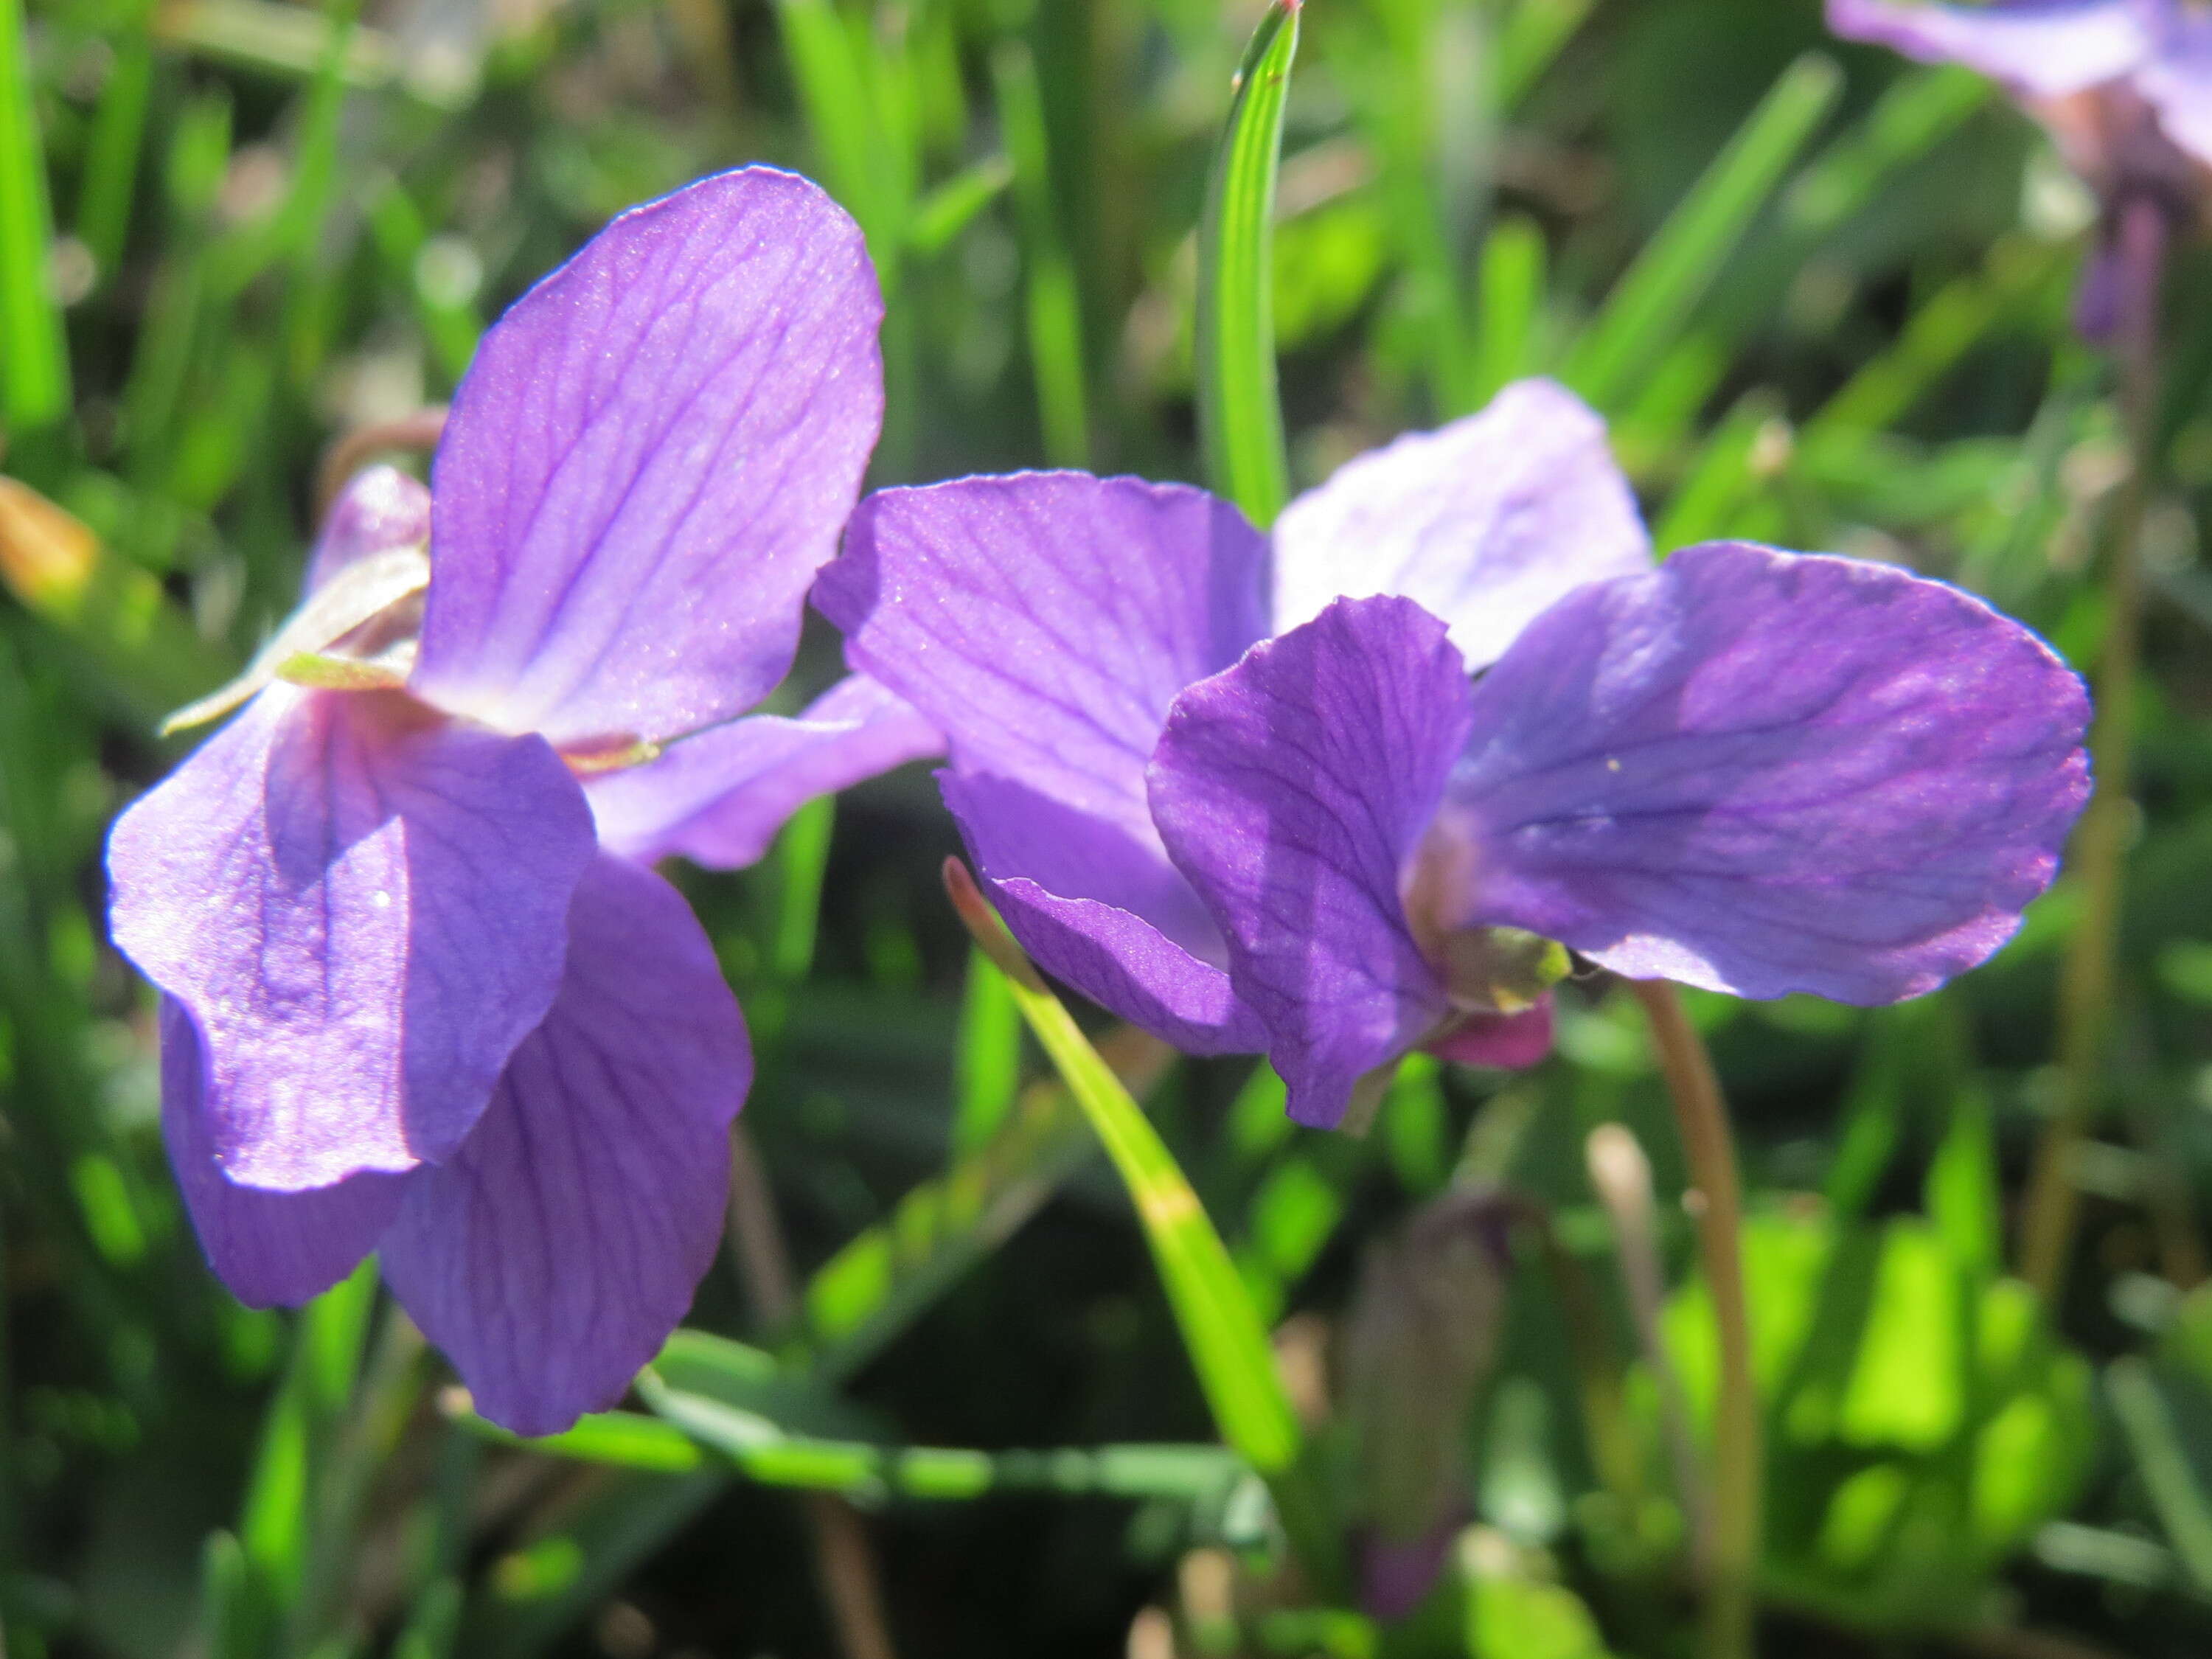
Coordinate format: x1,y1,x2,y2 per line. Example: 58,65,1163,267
1801,234,2067,443
774,0,892,256
0,0,70,439
1651,389,1783,553
1470,213,1547,406
905,156,1012,259
942,860,1340,1587
1197,0,1299,527
1562,52,1840,412
74,2,156,293
952,947,1023,1155
993,41,1090,466
1781,65,1987,240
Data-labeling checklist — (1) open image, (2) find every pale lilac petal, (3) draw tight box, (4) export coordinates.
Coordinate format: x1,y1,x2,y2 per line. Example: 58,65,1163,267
1150,598,1475,1128
1425,1001,1554,1071
2136,3,2212,164
159,1000,408,1307
1826,0,2152,98
1270,380,1650,671
108,686,596,1188
380,855,749,1437
413,168,883,751
587,674,942,868
942,771,1265,1054
817,473,1271,844
1447,542,2093,1004
304,465,431,594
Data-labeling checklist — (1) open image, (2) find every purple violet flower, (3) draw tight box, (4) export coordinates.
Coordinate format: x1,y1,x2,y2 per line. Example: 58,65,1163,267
816,383,2093,1130
1827,0,2212,334
105,168,939,1435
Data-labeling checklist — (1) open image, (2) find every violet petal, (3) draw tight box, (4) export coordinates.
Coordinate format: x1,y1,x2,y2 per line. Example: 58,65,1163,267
1150,597,1474,1128
2136,1,2212,164
1425,1001,1555,1071
1826,0,2152,97
1449,541,2093,1003
588,673,942,868
1270,380,1650,670
942,771,1265,1054
414,167,884,751
159,999,409,1307
304,465,431,595
379,854,750,1437
108,686,596,1189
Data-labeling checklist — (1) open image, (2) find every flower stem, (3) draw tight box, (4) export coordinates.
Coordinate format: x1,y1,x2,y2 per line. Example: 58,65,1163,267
1629,978,1760,1659
2018,198,2168,1304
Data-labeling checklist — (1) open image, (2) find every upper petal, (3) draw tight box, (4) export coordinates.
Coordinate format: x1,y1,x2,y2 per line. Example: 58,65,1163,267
108,686,596,1188
1150,597,1474,1128
1826,0,2153,98
817,472,1271,844
412,167,884,750
942,771,1266,1055
586,673,942,868
304,465,431,595
2137,1,2212,164
378,854,750,1437
159,999,408,1307
1447,542,2093,1004
1268,380,1650,672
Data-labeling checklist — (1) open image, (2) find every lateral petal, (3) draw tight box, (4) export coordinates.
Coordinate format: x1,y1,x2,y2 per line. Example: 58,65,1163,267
587,674,942,868
941,771,1265,1054
1449,542,2092,1004
1826,0,2152,98
159,1000,408,1307
1150,598,1475,1128
108,686,595,1189
413,168,883,750
1270,380,1650,671
379,855,750,1437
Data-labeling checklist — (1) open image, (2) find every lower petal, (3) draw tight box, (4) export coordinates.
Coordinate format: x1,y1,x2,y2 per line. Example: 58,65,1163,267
108,686,596,1188
942,770,1264,1054
378,854,750,1437
587,674,942,868
1452,543,2093,1004
160,1001,408,1307
1150,597,1475,1128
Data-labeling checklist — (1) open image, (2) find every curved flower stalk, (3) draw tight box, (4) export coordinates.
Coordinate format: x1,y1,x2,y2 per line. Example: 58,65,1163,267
1826,0,2211,334
818,383,2093,1130
106,169,940,1436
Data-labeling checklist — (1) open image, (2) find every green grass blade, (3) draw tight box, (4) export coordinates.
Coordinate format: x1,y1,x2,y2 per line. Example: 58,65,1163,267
943,860,1340,1587
770,794,835,984
906,156,1012,259
1651,389,1782,553
775,0,891,258
0,0,70,437
1562,52,1841,412
1781,65,1987,240
2107,1358,2212,1593
952,947,1023,1156
1470,213,1547,406
74,10,156,292
1196,0,1299,527
993,41,1089,467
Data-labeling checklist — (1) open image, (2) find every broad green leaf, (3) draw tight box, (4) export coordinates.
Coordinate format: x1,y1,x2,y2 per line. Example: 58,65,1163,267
1197,0,1299,526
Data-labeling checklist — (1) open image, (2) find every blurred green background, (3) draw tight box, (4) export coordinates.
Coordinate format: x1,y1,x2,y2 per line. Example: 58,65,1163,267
6,0,2212,1655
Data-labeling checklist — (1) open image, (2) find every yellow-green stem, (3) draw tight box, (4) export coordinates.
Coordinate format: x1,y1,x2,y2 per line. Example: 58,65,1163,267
1630,979,1760,1659
2018,198,2168,1302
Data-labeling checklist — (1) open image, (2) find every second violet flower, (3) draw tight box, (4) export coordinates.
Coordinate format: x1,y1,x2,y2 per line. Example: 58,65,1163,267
818,381,2093,1130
